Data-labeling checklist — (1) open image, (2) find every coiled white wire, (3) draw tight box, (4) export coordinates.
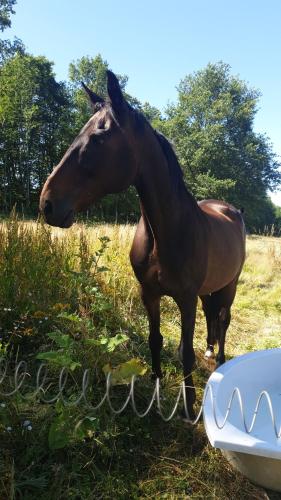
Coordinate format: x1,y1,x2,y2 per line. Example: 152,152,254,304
0,358,281,437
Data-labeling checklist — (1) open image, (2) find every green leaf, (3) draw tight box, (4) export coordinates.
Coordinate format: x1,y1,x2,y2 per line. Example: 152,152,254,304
106,333,129,352
36,351,81,371
85,333,128,353
48,414,70,450
103,358,147,385
85,338,103,347
47,331,74,349
58,312,82,323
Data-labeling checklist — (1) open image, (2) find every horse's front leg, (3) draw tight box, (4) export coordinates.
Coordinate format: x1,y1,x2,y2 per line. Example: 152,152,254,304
176,294,198,420
141,288,163,379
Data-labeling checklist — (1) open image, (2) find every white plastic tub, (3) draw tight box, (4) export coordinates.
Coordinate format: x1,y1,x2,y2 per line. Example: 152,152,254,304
203,349,281,491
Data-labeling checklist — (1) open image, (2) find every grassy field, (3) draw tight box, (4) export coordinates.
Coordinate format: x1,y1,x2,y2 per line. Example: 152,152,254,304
0,216,281,499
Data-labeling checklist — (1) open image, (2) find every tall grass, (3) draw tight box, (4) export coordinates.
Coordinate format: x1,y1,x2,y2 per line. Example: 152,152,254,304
1,215,281,499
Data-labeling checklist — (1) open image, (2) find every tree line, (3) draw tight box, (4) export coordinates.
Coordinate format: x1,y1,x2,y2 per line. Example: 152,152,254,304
0,1,280,232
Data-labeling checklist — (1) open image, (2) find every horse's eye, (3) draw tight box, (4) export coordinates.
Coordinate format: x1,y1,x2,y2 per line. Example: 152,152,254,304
96,118,105,130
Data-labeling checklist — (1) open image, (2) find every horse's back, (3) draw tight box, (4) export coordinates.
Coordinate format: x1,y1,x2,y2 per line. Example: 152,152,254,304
198,199,244,224
199,199,245,240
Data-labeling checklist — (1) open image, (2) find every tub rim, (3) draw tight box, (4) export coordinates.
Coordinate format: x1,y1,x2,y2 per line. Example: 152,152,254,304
203,348,281,460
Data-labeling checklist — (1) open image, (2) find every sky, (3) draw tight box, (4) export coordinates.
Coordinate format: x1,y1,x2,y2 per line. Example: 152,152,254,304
5,0,281,204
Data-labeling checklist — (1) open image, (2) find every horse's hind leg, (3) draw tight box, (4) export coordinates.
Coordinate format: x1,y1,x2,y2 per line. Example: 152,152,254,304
201,295,216,360
216,306,231,366
210,277,238,367
142,288,163,379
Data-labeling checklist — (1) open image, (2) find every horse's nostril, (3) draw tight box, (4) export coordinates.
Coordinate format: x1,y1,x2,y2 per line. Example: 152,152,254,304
44,200,53,217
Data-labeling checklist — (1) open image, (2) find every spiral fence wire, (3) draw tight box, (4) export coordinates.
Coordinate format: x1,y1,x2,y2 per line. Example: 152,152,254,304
1,358,281,438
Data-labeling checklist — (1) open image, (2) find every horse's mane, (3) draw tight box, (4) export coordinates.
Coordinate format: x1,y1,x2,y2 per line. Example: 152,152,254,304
153,130,185,191
112,102,196,203
130,108,187,191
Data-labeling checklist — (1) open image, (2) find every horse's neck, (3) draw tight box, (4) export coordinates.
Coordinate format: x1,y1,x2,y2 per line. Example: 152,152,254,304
134,131,200,259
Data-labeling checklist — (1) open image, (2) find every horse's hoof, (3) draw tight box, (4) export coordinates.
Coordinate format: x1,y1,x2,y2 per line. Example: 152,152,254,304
179,406,196,423
204,349,215,360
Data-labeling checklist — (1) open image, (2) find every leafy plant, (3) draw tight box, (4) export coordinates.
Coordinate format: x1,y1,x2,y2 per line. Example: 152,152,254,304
85,332,129,353
48,400,99,450
36,331,81,371
103,358,147,385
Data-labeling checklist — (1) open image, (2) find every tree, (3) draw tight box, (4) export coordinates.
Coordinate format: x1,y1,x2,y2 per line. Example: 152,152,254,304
160,62,280,230
0,36,24,64
0,0,24,64
0,54,72,211
141,102,162,123
274,205,281,235
68,54,143,131
0,0,16,31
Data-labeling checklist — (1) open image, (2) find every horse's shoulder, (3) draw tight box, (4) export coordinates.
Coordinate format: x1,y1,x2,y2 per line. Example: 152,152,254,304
130,216,155,273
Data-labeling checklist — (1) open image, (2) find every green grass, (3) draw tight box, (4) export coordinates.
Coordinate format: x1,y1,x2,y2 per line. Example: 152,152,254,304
1,215,281,499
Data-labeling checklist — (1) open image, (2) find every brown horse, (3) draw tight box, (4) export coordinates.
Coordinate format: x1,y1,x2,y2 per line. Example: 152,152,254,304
40,70,246,419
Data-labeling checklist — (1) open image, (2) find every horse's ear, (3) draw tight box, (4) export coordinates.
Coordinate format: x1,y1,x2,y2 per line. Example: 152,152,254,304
81,82,104,106
106,70,126,116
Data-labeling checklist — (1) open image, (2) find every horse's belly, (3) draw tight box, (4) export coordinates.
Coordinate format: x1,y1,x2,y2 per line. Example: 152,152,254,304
198,271,238,295
198,242,244,295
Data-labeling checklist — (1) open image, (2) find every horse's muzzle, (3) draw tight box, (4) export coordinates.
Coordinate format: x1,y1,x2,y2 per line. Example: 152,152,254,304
40,197,74,228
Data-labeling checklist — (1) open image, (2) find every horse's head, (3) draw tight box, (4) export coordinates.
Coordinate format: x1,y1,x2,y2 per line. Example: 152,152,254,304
39,71,138,227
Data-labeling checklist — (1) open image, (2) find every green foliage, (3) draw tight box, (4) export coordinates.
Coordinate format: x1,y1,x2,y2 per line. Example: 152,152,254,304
0,36,24,64
141,101,163,123
48,401,99,450
36,329,130,373
69,54,128,96
69,54,110,131
0,0,16,31
0,54,72,211
1,42,279,230
273,205,281,235
36,332,81,371
0,0,24,64
103,358,147,385
161,62,280,231
68,54,141,131
86,332,129,353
